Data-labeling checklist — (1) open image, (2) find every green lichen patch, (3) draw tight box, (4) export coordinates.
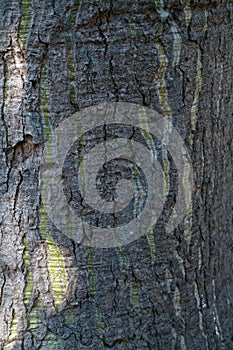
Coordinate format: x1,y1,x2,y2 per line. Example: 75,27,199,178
155,41,172,118
39,204,67,308
22,237,34,308
8,310,18,343
87,246,95,298
184,0,191,27
147,231,156,264
131,279,140,312
19,0,32,51
46,237,68,308
28,300,43,332
96,308,104,335
116,246,126,270
66,2,79,108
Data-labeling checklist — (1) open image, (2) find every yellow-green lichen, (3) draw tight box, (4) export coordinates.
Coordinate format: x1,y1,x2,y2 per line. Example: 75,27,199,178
19,0,32,50
131,279,140,312
132,164,144,217
87,246,95,297
39,205,67,308
96,309,104,334
139,106,155,157
147,231,156,264
66,36,76,106
41,331,63,350
8,310,18,343
68,0,79,30
171,23,181,67
64,307,74,327
155,41,172,119
116,246,126,270
28,300,43,332
204,10,208,33
39,204,50,240
22,237,34,308
184,0,191,27
66,1,79,107
46,237,67,308
22,242,43,336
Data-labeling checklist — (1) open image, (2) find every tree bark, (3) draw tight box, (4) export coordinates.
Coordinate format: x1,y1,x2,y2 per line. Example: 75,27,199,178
0,0,232,349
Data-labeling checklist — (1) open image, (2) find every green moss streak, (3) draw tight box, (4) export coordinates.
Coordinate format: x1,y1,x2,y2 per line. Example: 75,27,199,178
96,309,104,334
131,280,140,311
87,247,95,297
39,205,67,308
28,300,42,331
40,62,68,307
184,0,191,27
116,246,126,270
155,42,172,118
47,238,67,308
64,307,74,327
139,106,154,156
41,332,63,350
132,165,143,217
66,1,79,107
39,204,50,240
66,36,76,106
19,0,32,51
23,237,34,308
147,232,155,264
138,107,156,263
171,23,181,67
22,240,43,336
68,0,79,29
8,310,18,343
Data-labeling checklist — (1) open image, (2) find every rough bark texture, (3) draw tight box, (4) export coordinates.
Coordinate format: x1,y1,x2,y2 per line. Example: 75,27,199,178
0,0,232,349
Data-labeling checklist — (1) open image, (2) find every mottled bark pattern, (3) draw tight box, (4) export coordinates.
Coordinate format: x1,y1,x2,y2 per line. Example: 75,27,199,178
0,0,232,349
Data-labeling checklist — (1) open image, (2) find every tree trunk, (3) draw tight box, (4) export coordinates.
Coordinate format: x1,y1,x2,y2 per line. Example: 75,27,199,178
0,0,232,349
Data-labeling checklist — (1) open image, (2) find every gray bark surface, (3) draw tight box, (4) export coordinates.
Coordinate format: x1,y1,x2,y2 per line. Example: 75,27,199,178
0,0,232,349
